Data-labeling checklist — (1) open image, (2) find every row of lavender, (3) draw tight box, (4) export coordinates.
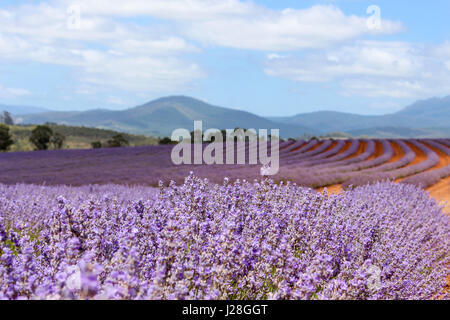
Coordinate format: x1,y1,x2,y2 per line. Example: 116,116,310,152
401,140,450,188
0,138,448,189
141,137,445,189
340,140,446,189
1,175,449,299
219,138,449,189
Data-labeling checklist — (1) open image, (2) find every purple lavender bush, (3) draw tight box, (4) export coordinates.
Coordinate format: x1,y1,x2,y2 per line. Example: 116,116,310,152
402,165,450,188
0,174,448,300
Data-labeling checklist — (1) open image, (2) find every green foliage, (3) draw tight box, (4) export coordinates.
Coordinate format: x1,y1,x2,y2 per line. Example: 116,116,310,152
41,124,157,147
50,132,66,149
0,124,14,151
7,124,157,152
106,134,129,148
158,137,176,145
30,125,53,150
91,141,102,149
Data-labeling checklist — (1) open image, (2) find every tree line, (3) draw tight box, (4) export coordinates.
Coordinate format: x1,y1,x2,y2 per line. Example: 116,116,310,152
0,123,65,152
0,111,130,152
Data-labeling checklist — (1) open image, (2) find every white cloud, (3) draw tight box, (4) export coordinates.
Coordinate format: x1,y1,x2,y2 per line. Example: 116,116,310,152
267,53,286,60
57,1,403,51
340,79,426,99
0,0,446,102
182,5,403,51
59,0,253,20
434,41,450,71
0,3,204,93
0,84,31,98
82,55,203,92
265,41,450,98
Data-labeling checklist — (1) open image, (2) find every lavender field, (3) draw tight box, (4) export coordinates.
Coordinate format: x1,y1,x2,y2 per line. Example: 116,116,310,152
0,138,449,188
0,175,449,299
1,138,449,299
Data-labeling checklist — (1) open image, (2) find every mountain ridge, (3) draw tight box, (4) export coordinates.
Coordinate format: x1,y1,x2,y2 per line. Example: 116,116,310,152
16,96,315,138
9,95,450,138
269,96,450,136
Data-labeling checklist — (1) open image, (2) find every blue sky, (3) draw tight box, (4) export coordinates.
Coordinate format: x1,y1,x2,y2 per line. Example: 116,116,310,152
0,0,449,116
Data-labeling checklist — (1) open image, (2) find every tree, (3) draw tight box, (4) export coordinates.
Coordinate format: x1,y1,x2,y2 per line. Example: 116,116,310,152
158,137,175,145
91,141,102,149
30,125,53,150
106,134,129,148
0,124,13,151
1,111,14,125
50,132,65,149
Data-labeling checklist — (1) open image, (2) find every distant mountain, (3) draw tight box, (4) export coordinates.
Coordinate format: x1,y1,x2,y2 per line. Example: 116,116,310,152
13,95,450,138
396,95,450,118
269,111,387,133
269,96,450,138
18,96,315,138
0,104,50,115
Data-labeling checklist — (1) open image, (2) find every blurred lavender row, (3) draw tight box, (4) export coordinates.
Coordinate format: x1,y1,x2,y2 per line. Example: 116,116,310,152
0,139,448,189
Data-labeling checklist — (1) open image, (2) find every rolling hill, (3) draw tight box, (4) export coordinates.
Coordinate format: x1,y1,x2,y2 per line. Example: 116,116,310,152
269,96,450,137
16,96,315,138
8,95,450,138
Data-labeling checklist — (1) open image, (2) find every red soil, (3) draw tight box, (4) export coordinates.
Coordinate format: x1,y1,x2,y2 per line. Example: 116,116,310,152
289,142,307,153
279,141,294,151
308,141,325,152
388,141,406,163
403,141,427,167
338,141,353,155
344,141,367,160
323,141,338,153
427,177,450,214
394,142,429,183
319,140,450,213
320,184,342,194
366,141,384,161
423,142,450,170
395,141,448,182
288,140,325,155
420,142,450,214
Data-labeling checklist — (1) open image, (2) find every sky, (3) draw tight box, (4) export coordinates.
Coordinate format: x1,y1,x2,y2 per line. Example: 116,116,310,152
0,0,449,116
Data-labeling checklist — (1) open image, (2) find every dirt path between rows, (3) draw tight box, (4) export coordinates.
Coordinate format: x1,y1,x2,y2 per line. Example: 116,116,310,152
419,142,450,214
319,141,449,214
389,140,405,163
345,141,367,160
426,177,450,214
366,141,384,161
